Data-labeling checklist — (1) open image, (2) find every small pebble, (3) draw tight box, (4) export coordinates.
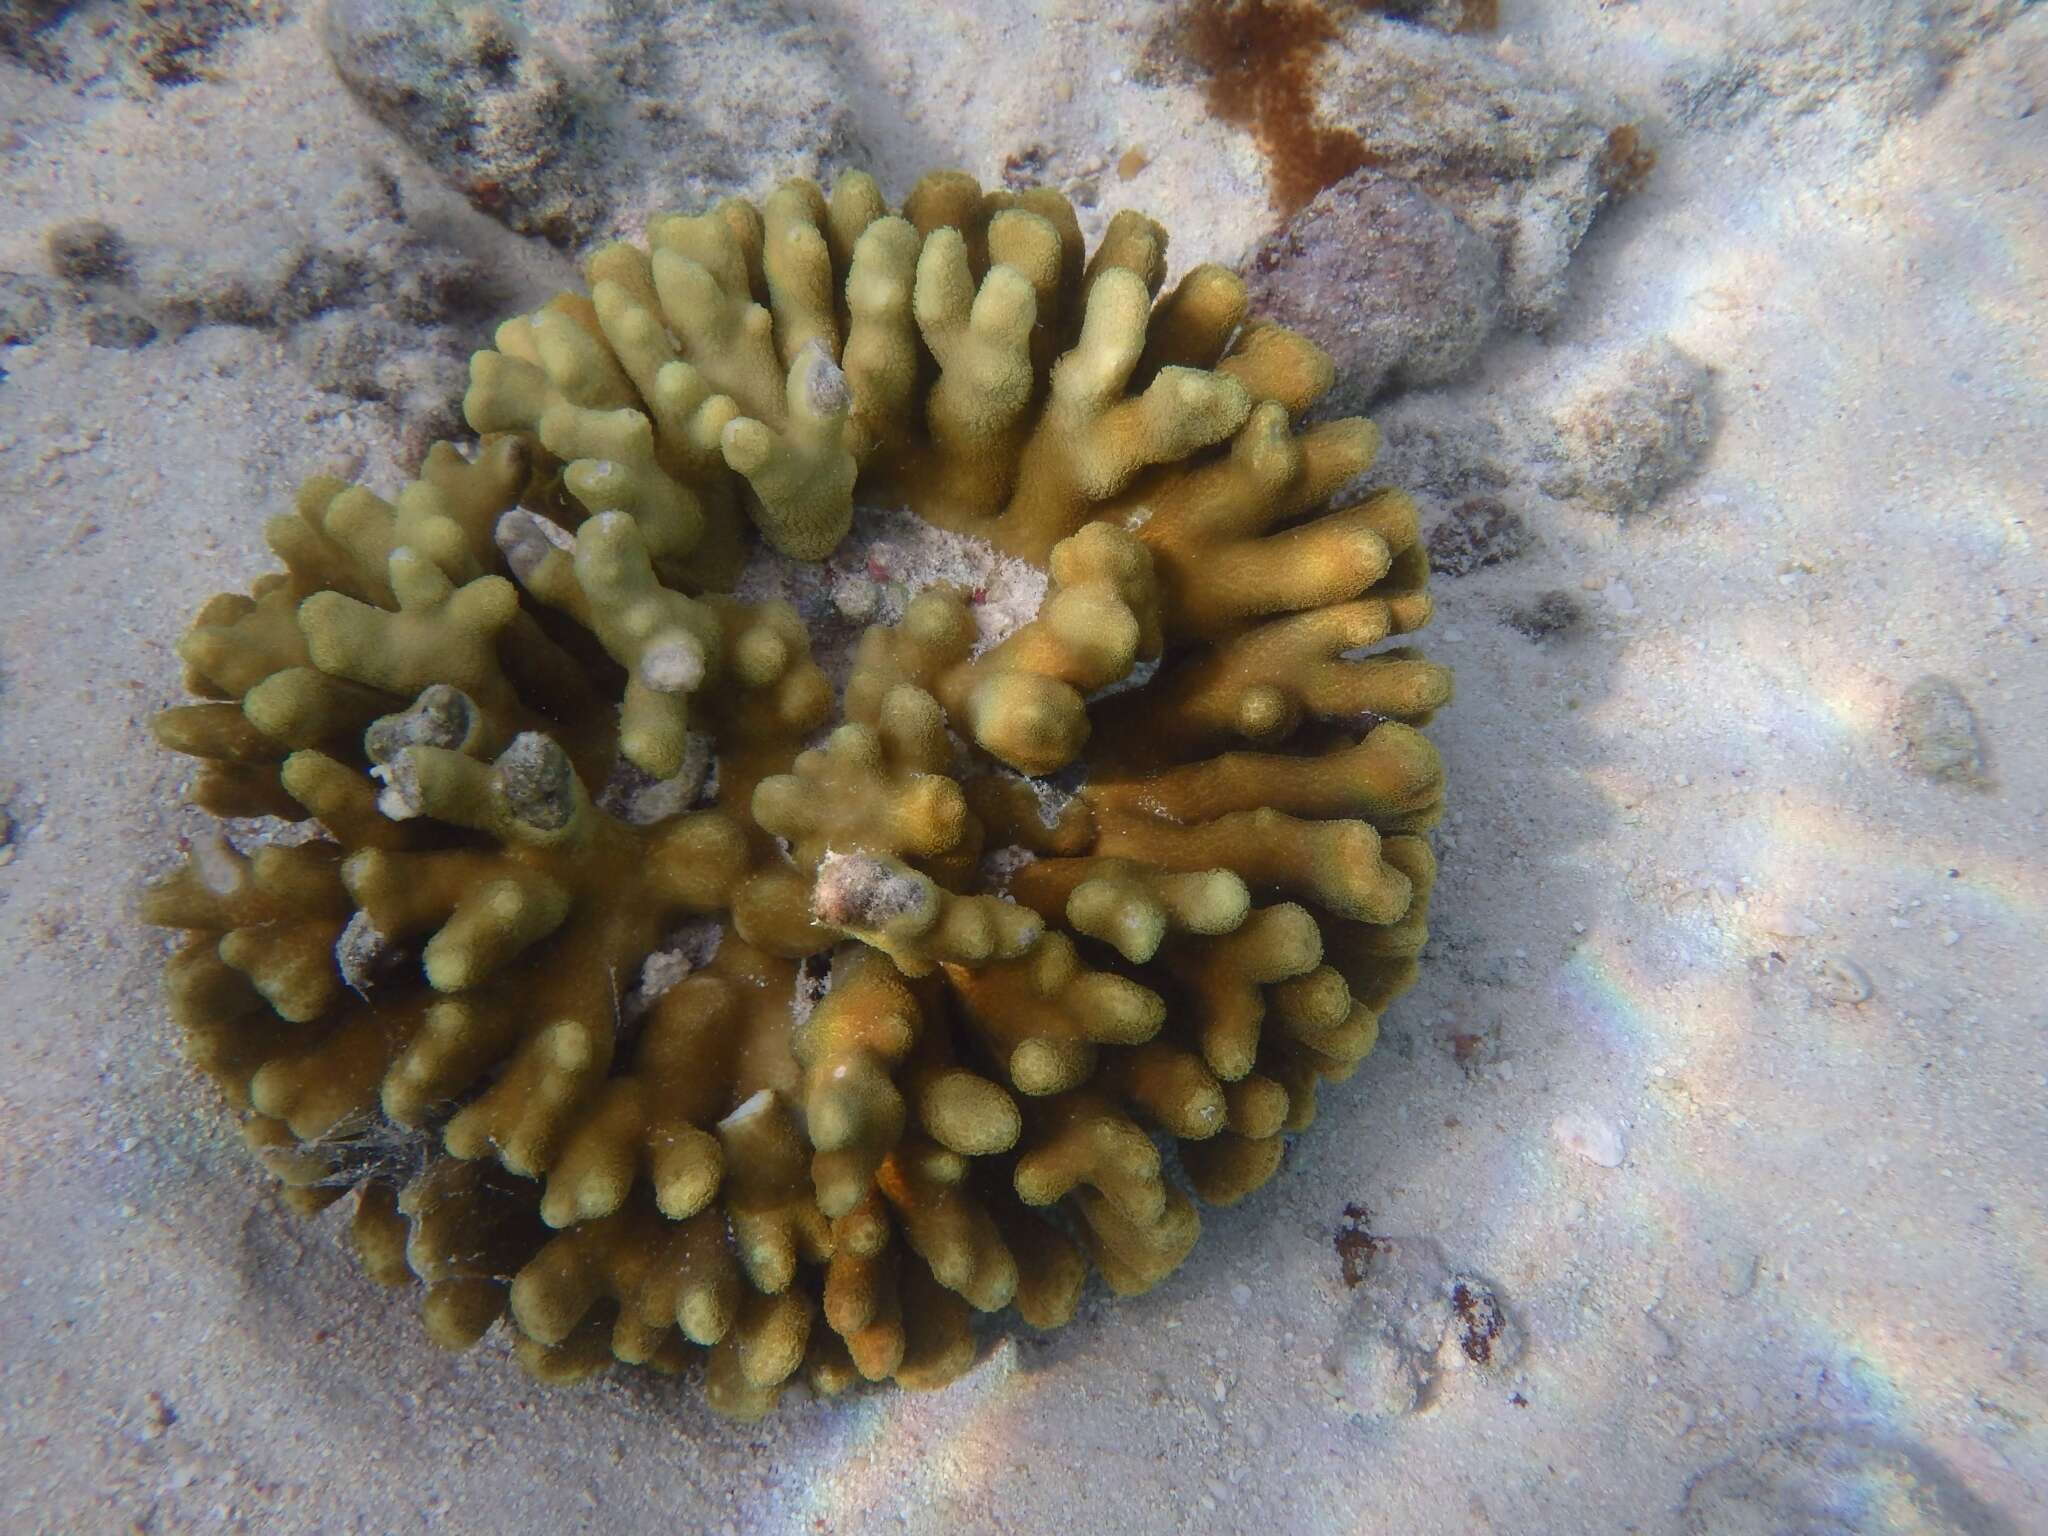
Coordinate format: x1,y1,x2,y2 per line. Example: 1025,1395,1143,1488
1425,497,1530,576
1814,956,1873,1006
1505,589,1587,640
1552,1110,1626,1168
1896,675,1988,786
1231,1283,1253,1307
45,218,129,283
139,1391,175,1439
1716,1247,1759,1299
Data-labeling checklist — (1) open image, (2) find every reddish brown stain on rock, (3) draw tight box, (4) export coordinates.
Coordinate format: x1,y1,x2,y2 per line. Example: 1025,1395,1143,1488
1152,2,1502,217
1449,1278,1507,1364
1598,123,1658,197
1334,1201,1383,1286
1166,0,1372,217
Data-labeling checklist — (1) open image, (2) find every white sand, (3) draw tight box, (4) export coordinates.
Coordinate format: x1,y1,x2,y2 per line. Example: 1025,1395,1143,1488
1,3,2042,1532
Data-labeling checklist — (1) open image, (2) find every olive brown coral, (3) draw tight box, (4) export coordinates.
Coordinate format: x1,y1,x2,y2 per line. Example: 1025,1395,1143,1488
145,168,1450,1418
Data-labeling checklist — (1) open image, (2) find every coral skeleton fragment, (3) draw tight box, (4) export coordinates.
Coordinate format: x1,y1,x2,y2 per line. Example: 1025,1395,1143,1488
145,168,1451,1417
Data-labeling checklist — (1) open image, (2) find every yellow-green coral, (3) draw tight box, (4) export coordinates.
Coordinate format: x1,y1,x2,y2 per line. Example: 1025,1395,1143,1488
145,168,1450,1418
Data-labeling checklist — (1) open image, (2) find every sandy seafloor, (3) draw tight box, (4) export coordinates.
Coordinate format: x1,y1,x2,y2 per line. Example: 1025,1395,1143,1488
1,2,2044,1532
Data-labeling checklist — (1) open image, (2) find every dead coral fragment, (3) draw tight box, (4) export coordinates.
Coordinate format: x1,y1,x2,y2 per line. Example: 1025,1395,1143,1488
146,167,1447,1418
320,0,603,246
1544,337,1714,516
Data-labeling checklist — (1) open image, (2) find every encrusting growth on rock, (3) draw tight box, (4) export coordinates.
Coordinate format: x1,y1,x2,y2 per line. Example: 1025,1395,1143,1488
145,167,1450,1418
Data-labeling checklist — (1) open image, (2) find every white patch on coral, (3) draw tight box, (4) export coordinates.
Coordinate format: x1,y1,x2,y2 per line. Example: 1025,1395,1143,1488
188,830,245,896
598,734,713,825
621,917,723,1021
979,844,1037,894
732,501,1047,691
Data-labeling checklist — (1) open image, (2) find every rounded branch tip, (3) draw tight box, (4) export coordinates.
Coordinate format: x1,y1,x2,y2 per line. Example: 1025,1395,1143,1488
493,508,573,584
639,636,707,694
365,684,481,765
372,753,425,821
800,341,851,417
494,732,578,832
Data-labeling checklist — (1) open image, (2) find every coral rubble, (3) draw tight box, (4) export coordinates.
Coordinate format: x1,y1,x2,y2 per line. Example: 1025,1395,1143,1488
145,168,1449,1416
320,0,604,247
319,0,859,249
1543,337,1714,516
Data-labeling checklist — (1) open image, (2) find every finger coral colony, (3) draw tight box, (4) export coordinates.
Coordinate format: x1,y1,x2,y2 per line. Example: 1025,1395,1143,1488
144,168,1451,1418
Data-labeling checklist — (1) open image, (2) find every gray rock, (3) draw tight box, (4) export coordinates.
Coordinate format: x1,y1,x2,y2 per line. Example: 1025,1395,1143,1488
1502,589,1586,640
320,0,605,247
44,218,129,284
1372,397,1515,501
319,0,860,249
1426,496,1530,576
1245,170,1503,412
81,304,157,349
0,273,60,345
1543,338,1714,516
1317,17,1651,328
1896,675,1989,786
